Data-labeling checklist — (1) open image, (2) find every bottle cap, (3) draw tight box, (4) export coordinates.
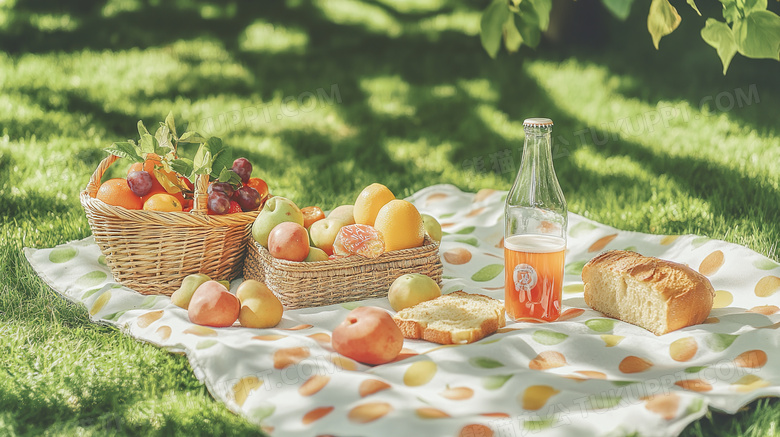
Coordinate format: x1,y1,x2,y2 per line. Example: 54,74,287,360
523,118,553,127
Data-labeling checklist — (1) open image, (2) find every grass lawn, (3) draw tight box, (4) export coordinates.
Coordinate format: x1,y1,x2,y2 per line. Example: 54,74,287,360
1,0,779,435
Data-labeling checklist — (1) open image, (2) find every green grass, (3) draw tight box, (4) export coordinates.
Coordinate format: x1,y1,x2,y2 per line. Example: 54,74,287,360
1,0,779,435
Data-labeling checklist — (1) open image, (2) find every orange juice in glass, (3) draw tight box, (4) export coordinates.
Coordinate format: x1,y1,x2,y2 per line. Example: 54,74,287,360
504,118,567,322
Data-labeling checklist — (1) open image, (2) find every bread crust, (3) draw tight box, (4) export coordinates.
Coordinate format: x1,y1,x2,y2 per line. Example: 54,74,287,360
582,250,715,335
392,291,506,344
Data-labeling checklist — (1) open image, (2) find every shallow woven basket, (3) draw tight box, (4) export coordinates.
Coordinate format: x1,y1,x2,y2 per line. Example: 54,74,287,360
243,235,443,308
81,154,260,295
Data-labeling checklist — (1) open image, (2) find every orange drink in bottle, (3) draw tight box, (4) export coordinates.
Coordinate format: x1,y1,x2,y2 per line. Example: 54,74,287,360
504,234,565,322
504,118,567,322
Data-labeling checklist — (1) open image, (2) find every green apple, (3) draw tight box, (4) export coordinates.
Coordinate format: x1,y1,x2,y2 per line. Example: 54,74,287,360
236,280,283,328
309,218,347,256
327,205,355,225
171,273,211,309
421,214,442,243
304,247,329,262
252,196,304,248
388,273,441,312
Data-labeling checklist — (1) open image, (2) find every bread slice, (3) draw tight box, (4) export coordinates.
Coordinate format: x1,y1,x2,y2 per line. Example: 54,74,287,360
582,250,715,335
392,291,506,344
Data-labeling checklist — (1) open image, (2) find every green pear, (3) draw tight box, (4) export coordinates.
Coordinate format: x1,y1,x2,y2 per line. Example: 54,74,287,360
421,214,442,243
171,273,211,309
304,247,329,262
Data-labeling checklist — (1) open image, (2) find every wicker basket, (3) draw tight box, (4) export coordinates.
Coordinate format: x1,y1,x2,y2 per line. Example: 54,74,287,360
80,154,260,295
243,235,443,308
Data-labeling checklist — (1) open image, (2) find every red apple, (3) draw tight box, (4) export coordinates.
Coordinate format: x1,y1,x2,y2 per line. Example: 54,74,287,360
332,307,404,365
268,222,310,261
188,281,240,327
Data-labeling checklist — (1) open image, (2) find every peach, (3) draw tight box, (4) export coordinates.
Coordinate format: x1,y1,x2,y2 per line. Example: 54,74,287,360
332,307,403,365
188,281,240,327
268,222,310,262
252,196,304,247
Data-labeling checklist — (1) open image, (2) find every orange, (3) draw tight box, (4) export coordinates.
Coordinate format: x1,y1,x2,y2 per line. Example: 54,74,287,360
333,224,385,258
374,199,425,252
301,206,326,229
247,177,269,198
143,193,183,212
354,183,395,227
96,178,143,210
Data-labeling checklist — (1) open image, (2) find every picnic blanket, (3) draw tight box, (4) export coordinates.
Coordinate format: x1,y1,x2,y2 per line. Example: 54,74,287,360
25,184,780,437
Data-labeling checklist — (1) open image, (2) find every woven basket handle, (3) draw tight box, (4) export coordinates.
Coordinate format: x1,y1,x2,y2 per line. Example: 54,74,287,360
86,154,208,215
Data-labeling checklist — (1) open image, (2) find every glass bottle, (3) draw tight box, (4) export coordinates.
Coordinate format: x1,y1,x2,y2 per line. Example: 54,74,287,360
504,118,567,322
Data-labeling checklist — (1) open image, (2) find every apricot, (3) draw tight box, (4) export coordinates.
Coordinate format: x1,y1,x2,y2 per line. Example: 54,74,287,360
188,281,240,327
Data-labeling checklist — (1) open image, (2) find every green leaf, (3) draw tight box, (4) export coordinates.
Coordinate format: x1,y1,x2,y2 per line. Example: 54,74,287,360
165,112,177,139
602,0,633,20
139,133,158,155
471,264,504,282
192,148,212,177
469,356,504,368
455,237,479,247
504,13,523,53
647,0,681,49
455,226,476,235
137,120,150,139
104,141,143,162
481,0,511,58
483,374,513,389
532,329,568,345
524,418,555,431
178,131,208,144
684,365,708,373
705,333,738,352
588,395,623,409
742,0,768,15
723,1,740,25
687,0,701,16
733,10,780,60
701,19,739,74
154,125,173,153
169,158,194,179
217,167,243,186
515,3,541,49
529,0,552,31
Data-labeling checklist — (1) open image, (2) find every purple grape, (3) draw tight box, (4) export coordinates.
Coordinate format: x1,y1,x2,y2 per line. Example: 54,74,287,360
208,181,235,198
127,170,153,197
232,158,252,183
208,191,231,215
235,186,261,211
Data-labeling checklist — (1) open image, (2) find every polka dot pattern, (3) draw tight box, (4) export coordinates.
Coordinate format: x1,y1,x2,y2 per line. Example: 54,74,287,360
22,184,780,436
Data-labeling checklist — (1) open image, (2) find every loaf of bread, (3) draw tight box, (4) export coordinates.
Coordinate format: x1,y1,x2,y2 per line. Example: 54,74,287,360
582,250,715,335
392,291,506,344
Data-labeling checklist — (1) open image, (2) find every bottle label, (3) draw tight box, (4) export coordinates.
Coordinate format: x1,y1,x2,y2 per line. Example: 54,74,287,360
513,263,538,291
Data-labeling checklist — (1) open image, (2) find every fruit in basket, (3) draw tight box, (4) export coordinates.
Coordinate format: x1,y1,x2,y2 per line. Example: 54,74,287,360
328,205,356,225
354,183,395,227
332,307,403,365
143,193,183,212
252,196,304,247
304,247,329,262
228,201,243,214
171,273,212,309
142,186,185,206
208,191,231,215
268,222,310,262
246,177,269,203
421,214,442,244
127,170,154,197
302,206,326,229
236,280,283,328
309,219,347,256
388,273,441,311
96,178,144,210
188,281,240,327
208,182,235,198
232,158,252,183
374,200,425,252
333,224,385,259
235,186,262,212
